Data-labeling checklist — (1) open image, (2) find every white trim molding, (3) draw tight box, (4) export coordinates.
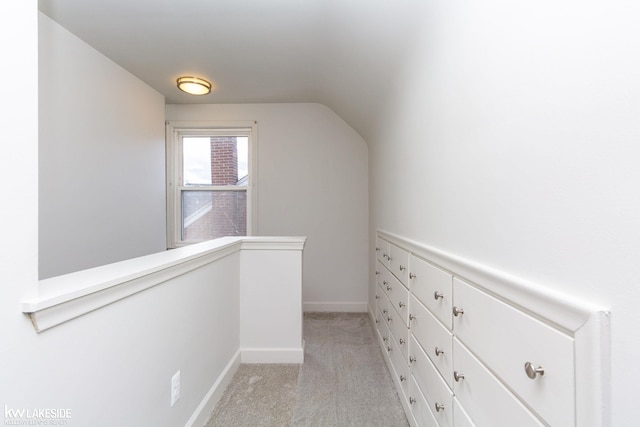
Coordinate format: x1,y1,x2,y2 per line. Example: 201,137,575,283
23,236,306,333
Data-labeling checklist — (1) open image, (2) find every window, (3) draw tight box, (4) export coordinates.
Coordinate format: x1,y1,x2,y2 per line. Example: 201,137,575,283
166,121,257,247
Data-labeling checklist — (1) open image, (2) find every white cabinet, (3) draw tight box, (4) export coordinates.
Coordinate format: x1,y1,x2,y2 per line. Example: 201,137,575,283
373,231,608,427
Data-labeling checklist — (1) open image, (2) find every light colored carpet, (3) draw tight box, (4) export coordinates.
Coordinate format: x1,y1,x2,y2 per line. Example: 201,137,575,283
205,364,299,427
292,312,408,426
205,312,408,426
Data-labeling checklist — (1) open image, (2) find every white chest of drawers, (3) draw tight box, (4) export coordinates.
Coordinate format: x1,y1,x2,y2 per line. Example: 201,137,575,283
373,230,609,427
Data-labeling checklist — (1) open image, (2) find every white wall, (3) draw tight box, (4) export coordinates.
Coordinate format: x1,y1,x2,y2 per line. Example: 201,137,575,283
166,103,369,311
369,0,640,424
38,13,167,279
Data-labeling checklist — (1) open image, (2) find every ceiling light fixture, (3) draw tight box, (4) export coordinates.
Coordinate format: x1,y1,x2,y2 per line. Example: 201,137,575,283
177,76,212,95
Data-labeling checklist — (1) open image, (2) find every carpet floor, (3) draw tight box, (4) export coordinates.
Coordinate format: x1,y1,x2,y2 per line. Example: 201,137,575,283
205,312,408,427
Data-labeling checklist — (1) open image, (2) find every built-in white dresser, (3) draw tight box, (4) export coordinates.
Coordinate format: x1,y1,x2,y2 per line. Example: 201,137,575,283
373,230,609,427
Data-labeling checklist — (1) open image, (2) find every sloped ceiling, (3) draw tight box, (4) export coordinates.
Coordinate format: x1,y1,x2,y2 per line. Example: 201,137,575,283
39,0,427,140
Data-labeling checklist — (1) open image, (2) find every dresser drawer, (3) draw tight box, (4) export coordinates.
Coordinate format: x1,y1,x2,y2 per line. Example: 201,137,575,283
376,237,391,269
409,375,440,427
389,242,410,287
388,304,410,359
389,328,410,403
409,255,453,329
453,398,475,427
410,335,453,427
453,278,575,427
409,294,453,387
387,273,410,327
453,338,544,427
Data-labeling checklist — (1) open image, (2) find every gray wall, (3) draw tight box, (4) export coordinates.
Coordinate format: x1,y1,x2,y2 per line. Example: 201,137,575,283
167,103,369,310
38,13,166,279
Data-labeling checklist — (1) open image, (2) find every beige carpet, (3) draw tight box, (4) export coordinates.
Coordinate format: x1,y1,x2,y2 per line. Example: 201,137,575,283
205,313,408,426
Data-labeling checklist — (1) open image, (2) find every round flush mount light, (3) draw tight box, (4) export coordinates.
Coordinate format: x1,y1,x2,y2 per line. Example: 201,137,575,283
177,76,212,95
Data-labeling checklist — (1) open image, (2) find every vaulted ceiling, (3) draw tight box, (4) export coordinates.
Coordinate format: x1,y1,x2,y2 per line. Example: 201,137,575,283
39,0,427,140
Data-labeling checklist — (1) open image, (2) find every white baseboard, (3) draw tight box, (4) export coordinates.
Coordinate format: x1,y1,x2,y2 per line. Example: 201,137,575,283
185,349,241,427
241,347,305,364
303,302,368,312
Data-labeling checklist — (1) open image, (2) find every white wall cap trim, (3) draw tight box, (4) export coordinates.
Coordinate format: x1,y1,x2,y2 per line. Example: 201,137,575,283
22,236,306,332
377,229,609,334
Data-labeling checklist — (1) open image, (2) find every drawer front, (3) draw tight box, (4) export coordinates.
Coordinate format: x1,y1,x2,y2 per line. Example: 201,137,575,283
410,335,453,427
410,255,453,329
389,328,410,402
387,274,410,327
453,338,544,427
389,242,410,286
388,304,410,359
453,278,575,427
377,237,391,269
409,375,440,427
453,398,475,427
409,294,453,387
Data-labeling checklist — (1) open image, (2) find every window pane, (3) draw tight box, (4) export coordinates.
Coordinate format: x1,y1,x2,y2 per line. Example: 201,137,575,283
183,136,249,186
181,190,247,241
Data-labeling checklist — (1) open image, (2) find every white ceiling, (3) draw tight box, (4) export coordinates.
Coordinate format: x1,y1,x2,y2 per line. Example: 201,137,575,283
38,0,427,139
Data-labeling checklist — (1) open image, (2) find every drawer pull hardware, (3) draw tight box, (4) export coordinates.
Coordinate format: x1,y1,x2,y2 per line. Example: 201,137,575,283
383,337,388,342
375,320,379,324
409,356,416,363
375,271,380,276
434,347,444,356
387,346,392,352
434,291,444,300
435,402,445,412
383,253,388,259
383,280,388,285
399,338,406,345
453,306,465,316
399,375,406,382
388,257,393,262
383,309,388,314
454,371,465,382
387,316,392,322
387,286,392,291
409,273,416,279
375,295,379,300
398,301,405,308
409,397,416,405
399,265,406,271
409,314,416,321
376,247,380,252
524,362,545,379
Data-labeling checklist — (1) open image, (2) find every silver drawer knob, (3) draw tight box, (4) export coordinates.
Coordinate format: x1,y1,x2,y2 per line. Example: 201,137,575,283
399,338,406,345
453,306,464,316
454,371,465,382
409,397,416,405
434,291,444,300
399,375,406,382
387,346,392,352
383,309,388,314
434,347,444,356
387,316,392,322
398,301,405,308
409,313,416,321
375,270,380,276
399,265,406,271
375,295,379,300
386,286,392,291
409,356,416,363
383,280,388,285
375,319,379,324
435,402,445,412
524,362,544,379
376,247,380,252
409,273,416,279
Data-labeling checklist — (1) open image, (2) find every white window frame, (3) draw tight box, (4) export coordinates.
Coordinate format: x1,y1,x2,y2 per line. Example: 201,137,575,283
165,120,258,248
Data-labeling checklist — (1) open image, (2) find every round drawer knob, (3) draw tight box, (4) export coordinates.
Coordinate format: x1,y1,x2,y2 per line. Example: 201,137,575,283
386,286,392,291
375,319,379,324
524,362,544,379
383,309,388,314
434,347,444,356
399,338,406,345
399,375,406,382
399,265,406,271
435,402,445,412
409,273,416,279
375,271,380,276
409,397,416,405
409,356,416,364
409,314,416,321
434,291,444,300
398,301,405,308
453,306,464,317
375,295,379,300
383,337,388,342
387,316,392,322
387,346,392,352
454,371,465,382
